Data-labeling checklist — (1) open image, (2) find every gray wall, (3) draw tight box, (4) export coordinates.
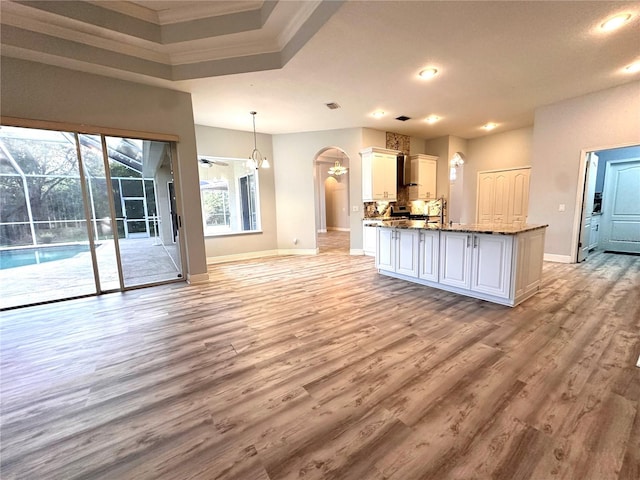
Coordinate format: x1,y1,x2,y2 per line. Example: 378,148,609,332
463,127,533,223
194,124,277,259
272,128,364,252
0,57,208,281
529,81,640,260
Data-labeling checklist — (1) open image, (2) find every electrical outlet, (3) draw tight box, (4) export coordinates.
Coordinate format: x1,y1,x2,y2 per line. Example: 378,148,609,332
352,205,359,212
558,204,565,212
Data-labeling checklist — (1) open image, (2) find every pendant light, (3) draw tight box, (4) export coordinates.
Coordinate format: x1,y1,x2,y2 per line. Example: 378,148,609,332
248,111,270,170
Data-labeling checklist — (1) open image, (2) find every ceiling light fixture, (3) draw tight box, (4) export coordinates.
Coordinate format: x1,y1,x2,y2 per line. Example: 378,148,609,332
482,123,498,131
247,111,269,170
600,13,633,31
328,160,348,176
419,68,439,79
425,115,440,124
372,110,385,118
624,62,640,73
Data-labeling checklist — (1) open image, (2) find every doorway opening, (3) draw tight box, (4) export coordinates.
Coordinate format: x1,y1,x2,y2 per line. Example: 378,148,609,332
575,144,640,262
313,147,350,253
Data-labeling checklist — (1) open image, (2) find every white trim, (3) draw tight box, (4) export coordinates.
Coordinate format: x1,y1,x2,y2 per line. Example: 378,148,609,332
187,272,209,283
207,249,279,265
207,248,321,265
327,227,350,232
544,253,572,263
317,229,327,233
350,248,364,255
278,248,319,256
477,165,531,175
571,149,589,263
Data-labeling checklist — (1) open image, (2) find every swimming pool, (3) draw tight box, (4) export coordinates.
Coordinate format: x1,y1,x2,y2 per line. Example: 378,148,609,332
0,244,92,270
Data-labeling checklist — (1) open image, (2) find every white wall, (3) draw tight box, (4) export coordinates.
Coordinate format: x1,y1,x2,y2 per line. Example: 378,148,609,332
530,81,640,260
194,124,277,259
464,127,533,223
0,57,208,281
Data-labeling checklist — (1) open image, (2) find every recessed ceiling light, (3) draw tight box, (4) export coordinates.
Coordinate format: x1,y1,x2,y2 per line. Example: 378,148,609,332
482,123,498,131
425,115,440,124
418,68,438,79
372,110,385,118
600,13,633,31
624,62,640,73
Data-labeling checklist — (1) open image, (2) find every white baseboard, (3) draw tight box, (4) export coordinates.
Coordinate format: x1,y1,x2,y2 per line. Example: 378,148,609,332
544,253,572,263
207,250,280,265
278,248,319,255
187,272,210,283
317,229,327,233
327,227,350,232
350,249,364,255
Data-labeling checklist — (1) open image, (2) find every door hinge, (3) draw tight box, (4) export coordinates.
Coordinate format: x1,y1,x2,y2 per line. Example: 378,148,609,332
578,241,582,247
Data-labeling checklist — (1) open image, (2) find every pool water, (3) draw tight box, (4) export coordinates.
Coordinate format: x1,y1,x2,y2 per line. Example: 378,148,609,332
0,244,92,270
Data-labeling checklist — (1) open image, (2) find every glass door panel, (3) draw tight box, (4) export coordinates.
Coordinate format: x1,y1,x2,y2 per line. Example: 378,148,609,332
105,136,183,287
0,127,97,308
77,134,120,291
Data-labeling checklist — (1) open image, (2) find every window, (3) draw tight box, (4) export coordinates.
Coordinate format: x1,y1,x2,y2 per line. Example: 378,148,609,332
199,157,261,235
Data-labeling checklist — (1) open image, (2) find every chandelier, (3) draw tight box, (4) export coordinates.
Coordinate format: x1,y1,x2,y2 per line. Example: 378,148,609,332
328,160,348,176
247,111,270,170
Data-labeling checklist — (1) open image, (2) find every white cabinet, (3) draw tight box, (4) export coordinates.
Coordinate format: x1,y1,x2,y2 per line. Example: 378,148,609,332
439,231,513,299
408,154,438,201
589,215,600,250
375,225,546,306
363,223,378,256
361,147,398,202
418,230,439,282
376,228,419,277
477,168,530,226
439,232,472,289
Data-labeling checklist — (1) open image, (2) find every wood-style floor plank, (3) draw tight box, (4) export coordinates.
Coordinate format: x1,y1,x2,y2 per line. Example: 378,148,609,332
1,232,639,480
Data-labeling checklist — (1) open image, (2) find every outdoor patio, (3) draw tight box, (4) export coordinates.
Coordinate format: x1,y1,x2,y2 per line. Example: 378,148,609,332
0,237,182,310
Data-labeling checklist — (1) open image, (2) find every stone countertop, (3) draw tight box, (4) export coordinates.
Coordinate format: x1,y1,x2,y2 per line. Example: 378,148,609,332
368,220,548,235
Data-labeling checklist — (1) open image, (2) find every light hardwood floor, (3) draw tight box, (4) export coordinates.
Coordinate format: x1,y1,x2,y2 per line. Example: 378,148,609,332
1,231,639,480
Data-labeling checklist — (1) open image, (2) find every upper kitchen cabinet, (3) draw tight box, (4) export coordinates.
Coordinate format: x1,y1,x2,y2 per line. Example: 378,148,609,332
408,154,438,201
360,147,399,202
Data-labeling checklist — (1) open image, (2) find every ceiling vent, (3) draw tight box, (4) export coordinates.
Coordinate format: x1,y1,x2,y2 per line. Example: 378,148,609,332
395,115,411,121
325,102,341,110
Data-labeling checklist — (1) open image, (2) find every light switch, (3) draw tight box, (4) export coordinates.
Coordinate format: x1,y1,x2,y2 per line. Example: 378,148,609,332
558,204,565,212
352,206,359,212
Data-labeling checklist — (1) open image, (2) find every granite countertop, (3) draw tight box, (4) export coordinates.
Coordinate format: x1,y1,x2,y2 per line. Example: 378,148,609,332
369,220,548,235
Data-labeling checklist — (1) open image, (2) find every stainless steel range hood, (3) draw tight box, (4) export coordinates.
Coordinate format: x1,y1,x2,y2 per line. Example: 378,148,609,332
397,154,417,187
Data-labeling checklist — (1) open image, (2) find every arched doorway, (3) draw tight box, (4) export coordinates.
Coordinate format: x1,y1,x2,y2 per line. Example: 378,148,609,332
314,147,350,253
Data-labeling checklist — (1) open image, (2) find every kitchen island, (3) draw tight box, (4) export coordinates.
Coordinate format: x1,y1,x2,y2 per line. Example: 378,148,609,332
372,220,547,307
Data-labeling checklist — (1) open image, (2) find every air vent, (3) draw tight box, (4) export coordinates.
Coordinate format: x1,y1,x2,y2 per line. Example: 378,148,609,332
325,102,341,110
395,115,411,121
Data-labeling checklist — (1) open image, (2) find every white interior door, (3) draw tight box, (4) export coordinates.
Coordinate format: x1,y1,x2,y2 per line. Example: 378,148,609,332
600,160,640,254
577,153,598,262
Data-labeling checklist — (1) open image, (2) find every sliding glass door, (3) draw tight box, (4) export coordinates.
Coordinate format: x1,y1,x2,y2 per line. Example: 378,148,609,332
0,126,184,309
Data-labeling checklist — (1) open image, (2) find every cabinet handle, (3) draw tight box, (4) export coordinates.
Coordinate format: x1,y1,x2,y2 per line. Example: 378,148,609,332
473,235,478,248
466,235,470,248
596,224,599,231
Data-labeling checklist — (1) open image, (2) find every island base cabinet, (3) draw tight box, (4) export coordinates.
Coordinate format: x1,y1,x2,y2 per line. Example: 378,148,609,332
376,228,419,277
439,232,513,299
471,234,513,299
418,230,439,282
514,228,545,303
439,232,472,289
375,226,546,307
